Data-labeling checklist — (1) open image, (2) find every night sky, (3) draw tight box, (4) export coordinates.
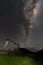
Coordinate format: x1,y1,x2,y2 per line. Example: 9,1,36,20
0,0,28,48
0,0,43,51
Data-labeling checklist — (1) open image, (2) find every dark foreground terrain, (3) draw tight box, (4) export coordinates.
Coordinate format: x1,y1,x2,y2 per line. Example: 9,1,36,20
0,54,41,65
0,48,42,65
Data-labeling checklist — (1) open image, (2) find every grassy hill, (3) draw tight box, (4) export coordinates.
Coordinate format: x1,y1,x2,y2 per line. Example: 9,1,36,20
0,54,41,65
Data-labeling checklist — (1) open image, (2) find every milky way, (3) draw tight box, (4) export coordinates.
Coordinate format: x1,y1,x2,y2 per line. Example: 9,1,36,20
27,0,43,51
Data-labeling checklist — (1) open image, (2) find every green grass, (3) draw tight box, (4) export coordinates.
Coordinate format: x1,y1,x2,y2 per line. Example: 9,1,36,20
0,54,41,65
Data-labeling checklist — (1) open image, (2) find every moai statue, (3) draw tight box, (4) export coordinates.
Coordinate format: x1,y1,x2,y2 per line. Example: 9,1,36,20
3,38,10,51
17,44,20,53
13,43,17,53
10,41,14,51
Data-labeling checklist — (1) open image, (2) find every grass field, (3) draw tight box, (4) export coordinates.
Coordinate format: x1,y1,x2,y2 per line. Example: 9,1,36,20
0,54,41,65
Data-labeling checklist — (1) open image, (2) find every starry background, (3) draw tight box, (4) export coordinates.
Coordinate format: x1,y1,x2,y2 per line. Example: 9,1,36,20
0,0,27,49
0,0,43,51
